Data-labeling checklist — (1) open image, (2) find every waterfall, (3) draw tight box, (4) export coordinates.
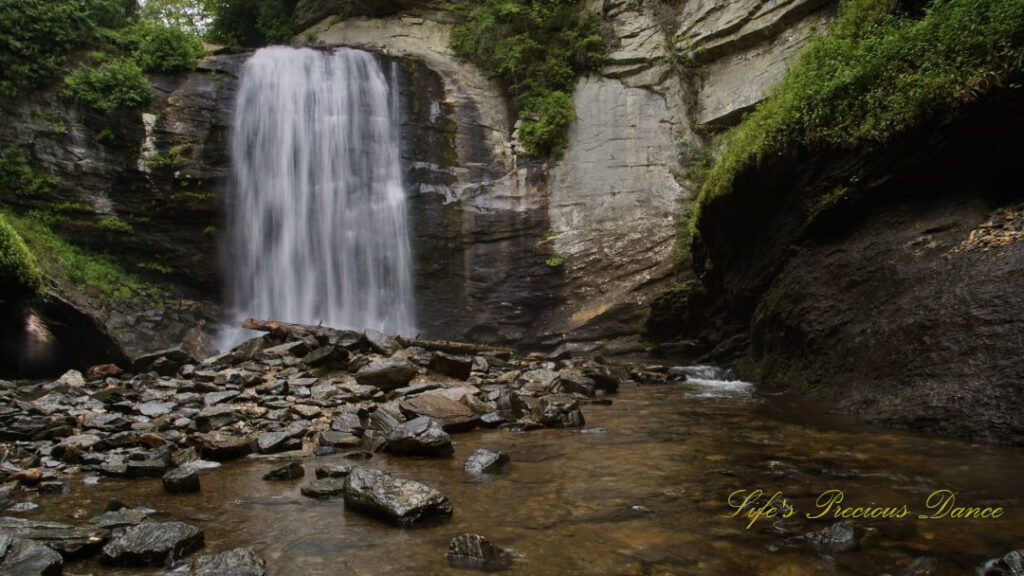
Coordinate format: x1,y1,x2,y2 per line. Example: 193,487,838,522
221,47,415,347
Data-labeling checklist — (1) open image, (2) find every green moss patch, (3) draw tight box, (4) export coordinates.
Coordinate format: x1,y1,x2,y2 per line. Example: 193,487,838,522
693,0,1024,236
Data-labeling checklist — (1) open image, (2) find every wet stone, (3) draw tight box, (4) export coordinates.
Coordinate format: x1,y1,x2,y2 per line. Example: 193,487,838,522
341,467,452,525
300,478,347,499
464,449,510,474
163,466,200,494
263,462,304,481
315,464,353,479
189,546,266,576
89,508,151,530
385,417,453,457
446,533,514,572
101,521,204,566
0,516,108,558
400,392,479,433
0,534,63,576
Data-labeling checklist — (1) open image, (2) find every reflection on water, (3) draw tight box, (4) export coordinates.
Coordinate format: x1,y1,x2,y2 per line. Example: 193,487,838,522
18,380,1024,575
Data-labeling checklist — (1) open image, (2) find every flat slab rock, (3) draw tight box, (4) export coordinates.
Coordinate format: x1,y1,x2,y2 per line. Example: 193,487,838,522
0,516,108,558
0,533,64,576
100,521,204,566
188,546,266,576
342,467,452,526
384,416,453,457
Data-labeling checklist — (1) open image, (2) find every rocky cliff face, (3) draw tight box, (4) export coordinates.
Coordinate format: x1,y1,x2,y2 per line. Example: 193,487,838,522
0,53,247,364
1,0,838,372
299,0,835,350
690,89,1024,444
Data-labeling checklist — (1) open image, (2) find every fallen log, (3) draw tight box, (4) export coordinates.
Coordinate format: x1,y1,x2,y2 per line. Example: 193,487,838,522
241,319,514,358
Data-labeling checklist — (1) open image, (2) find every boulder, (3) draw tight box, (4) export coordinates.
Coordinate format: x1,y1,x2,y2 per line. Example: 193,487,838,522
385,417,453,457
254,432,299,455
464,449,510,474
263,462,304,481
355,357,418,390
0,534,63,576
427,352,473,380
554,371,597,397
363,329,402,356
100,521,204,566
400,391,479,432
342,467,452,525
446,533,514,571
315,464,353,479
163,466,200,494
0,517,108,558
189,546,266,576
194,432,252,461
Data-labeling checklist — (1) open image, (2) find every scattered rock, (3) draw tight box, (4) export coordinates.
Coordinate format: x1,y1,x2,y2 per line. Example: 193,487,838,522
189,546,266,576
300,478,347,499
0,516,108,557
355,357,418,390
445,533,513,571
385,417,453,457
464,449,510,474
163,466,201,494
263,462,304,481
342,467,452,525
364,330,402,356
194,432,253,461
0,534,63,576
799,522,862,553
100,521,204,566
315,464,353,478
400,391,479,432
428,352,473,380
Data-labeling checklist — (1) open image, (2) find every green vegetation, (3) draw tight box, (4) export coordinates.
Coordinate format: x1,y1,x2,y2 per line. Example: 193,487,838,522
64,58,151,111
0,212,42,294
132,21,205,73
99,216,134,234
0,145,55,197
545,256,566,268
209,0,298,47
692,0,1024,234
202,225,217,238
0,0,92,96
450,0,605,157
137,261,174,274
3,210,158,302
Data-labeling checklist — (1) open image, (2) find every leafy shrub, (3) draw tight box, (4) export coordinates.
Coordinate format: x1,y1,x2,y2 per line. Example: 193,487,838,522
0,0,91,96
0,145,54,197
451,0,605,158
64,59,151,111
137,22,205,73
0,212,42,294
693,0,1024,232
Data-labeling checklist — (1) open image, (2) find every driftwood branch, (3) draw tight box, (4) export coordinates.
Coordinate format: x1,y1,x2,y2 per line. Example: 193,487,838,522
241,318,513,358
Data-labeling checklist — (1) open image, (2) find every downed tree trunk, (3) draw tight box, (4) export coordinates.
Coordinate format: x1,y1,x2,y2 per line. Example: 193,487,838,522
241,319,514,358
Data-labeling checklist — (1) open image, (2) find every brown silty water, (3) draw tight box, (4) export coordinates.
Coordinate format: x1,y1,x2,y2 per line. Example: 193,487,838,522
15,377,1024,575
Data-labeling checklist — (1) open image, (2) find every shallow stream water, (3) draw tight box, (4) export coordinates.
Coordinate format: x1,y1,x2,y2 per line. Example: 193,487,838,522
16,378,1024,575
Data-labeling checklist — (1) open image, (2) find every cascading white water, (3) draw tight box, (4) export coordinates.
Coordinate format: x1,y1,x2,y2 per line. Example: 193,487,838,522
221,47,415,346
